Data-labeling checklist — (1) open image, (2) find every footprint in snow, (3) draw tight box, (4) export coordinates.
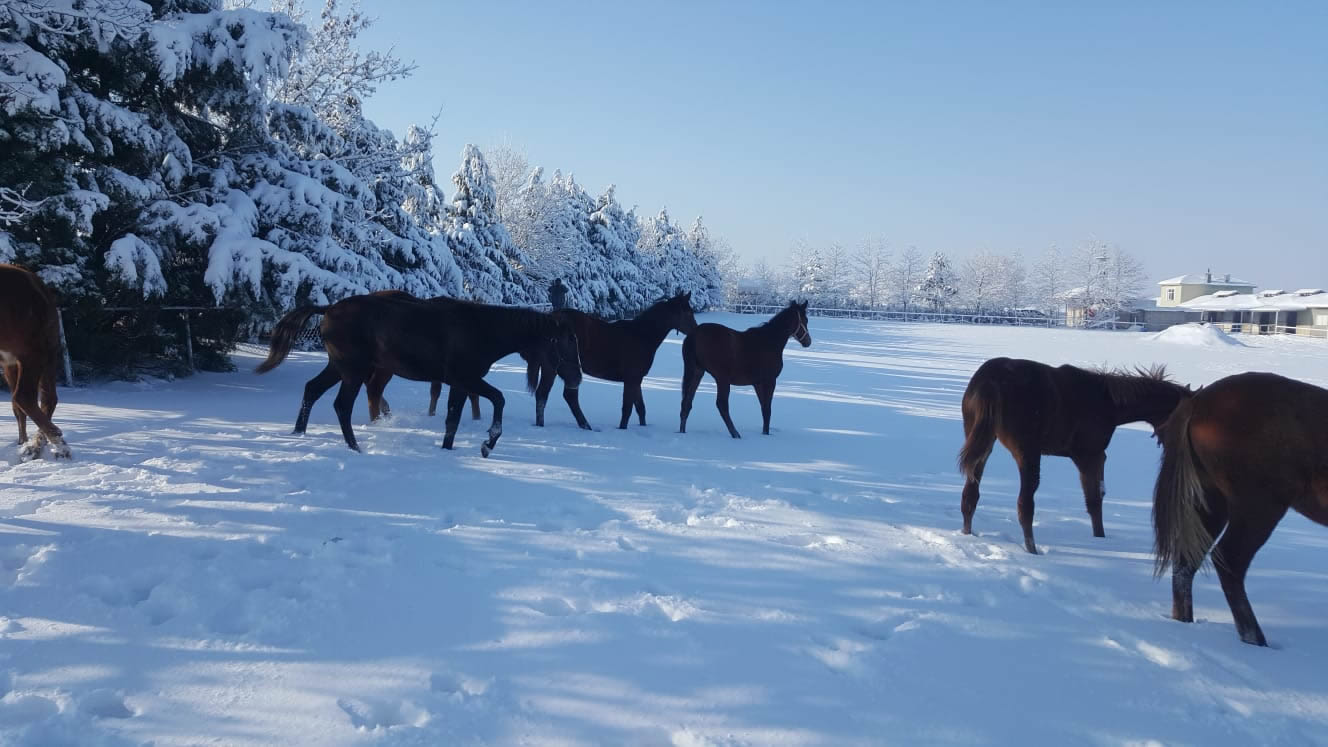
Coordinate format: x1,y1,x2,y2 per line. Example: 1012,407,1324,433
336,696,430,730
79,689,135,719
526,596,577,617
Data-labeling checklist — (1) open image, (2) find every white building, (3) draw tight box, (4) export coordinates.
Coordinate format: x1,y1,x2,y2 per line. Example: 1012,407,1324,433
1181,288,1328,337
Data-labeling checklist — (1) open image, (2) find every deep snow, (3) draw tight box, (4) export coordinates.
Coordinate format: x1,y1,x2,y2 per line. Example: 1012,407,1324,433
1146,323,1246,348
2,315,1327,746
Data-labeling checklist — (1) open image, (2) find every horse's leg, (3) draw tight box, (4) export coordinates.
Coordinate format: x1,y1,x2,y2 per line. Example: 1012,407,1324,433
1211,500,1288,646
12,364,64,460
294,362,340,435
618,380,641,430
679,355,703,434
756,380,775,435
634,387,646,426
4,365,25,445
1011,446,1042,554
1171,489,1228,623
960,459,988,536
468,392,481,420
463,378,506,457
428,382,443,416
715,380,740,439
36,372,66,458
1072,451,1108,538
441,386,468,450
365,370,390,422
558,380,593,431
331,374,366,452
533,362,555,426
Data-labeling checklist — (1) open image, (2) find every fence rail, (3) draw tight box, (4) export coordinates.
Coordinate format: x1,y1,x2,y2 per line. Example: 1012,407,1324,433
720,303,1328,339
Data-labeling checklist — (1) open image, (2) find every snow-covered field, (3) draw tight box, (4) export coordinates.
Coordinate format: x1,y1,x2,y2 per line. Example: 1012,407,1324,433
3,314,1327,746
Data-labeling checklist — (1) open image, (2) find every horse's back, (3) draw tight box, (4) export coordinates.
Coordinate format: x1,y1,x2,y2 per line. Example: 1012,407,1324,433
0,264,59,353
1190,373,1328,513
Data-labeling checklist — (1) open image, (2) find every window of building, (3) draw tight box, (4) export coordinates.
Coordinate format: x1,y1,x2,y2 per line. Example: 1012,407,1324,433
1315,310,1328,327
1166,288,1175,301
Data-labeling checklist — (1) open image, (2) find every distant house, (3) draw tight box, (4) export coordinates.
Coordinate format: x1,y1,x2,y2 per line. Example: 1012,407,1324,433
1181,288,1328,336
1156,271,1256,307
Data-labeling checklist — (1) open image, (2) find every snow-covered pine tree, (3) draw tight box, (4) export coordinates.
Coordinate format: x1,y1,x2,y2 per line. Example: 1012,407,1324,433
446,144,538,305
684,217,723,309
914,252,960,311
587,185,647,315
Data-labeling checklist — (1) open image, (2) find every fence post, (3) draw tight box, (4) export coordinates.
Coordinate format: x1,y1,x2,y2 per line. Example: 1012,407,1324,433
182,311,196,372
56,308,74,387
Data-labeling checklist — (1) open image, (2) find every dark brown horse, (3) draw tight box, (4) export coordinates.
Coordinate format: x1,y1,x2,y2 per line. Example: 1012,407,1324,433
958,357,1189,554
530,292,698,430
679,300,811,438
256,294,582,456
1153,372,1328,646
0,264,70,460
361,291,572,427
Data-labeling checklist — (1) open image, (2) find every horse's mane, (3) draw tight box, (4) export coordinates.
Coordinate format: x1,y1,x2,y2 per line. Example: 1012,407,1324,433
748,302,801,341
428,297,559,335
1091,363,1184,408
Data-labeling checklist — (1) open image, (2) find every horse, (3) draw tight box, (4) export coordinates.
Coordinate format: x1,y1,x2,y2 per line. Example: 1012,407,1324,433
679,300,811,438
1153,372,1328,646
957,357,1190,555
255,293,582,456
0,264,70,461
360,291,576,428
529,292,698,430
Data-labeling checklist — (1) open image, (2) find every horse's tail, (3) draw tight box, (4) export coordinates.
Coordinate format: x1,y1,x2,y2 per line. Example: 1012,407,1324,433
521,350,541,394
1152,395,1212,577
255,305,328,374
957,376,1000,480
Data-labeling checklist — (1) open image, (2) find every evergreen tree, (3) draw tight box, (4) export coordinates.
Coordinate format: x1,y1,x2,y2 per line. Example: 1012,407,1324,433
914,252,960,311
446,144,537,304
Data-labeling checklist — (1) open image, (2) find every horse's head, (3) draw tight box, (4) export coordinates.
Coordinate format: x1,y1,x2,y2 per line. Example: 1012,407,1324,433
548,316,583,390
789,300,812,347
670,291,699,334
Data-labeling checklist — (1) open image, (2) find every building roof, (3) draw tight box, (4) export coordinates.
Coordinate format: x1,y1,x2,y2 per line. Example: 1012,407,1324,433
1157,273,1256,287
1181,289,1328,313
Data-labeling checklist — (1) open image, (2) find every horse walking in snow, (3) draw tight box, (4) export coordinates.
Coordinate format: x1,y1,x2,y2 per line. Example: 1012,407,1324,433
679,300,811,438
256,293,581,456
0,264,70,461
531,292,699,430
1153,372,1328,646
957,357,1189,554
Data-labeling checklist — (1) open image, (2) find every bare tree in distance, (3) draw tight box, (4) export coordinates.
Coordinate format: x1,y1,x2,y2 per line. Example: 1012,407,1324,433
1030,246,1067,317
852,236,891,307
889,246,925,311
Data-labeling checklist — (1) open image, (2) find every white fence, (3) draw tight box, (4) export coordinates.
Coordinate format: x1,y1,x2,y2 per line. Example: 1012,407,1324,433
720,303,1328,339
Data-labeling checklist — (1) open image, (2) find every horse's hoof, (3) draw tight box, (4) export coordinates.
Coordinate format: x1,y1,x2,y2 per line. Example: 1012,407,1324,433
480,444,492,458
51,445,72,460
579,423,593,431
1024,543,1040,555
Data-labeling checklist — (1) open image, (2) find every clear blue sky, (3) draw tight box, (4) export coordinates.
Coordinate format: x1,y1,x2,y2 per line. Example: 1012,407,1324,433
359,0,1326,290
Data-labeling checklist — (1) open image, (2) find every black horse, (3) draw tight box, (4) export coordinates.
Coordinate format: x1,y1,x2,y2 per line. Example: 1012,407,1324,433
958,357,1190,554
679,301,811,438
529,292,698,430
256,294,581,456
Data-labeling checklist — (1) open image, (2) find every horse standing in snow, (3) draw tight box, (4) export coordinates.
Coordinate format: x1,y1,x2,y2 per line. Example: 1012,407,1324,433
532,292,699,430
957,357,1189,554
362,291,580,428
1153,372,1328,646
0,264,70,461
255,294,582,456
679,300,811,438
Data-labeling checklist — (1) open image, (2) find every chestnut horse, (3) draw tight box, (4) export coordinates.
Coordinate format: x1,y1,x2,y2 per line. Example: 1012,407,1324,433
0,264,70,460
530,292,698,430
1154,372,1328,646
679,300,811,438
256,294,581,456
958,357,1189,554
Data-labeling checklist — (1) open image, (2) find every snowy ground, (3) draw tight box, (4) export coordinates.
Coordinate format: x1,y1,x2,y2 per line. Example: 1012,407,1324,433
3,314,1327,746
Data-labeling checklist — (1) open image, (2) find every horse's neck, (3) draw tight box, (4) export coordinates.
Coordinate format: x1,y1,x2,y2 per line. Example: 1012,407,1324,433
625,311,672,346
1108,381,1174,427
745,323,790,351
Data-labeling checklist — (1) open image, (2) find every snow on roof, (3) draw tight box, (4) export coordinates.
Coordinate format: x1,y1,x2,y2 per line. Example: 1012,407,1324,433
1181,289,1328,313
1157,273,1256,286
1258,289,1286,297
1296,288,1325,296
